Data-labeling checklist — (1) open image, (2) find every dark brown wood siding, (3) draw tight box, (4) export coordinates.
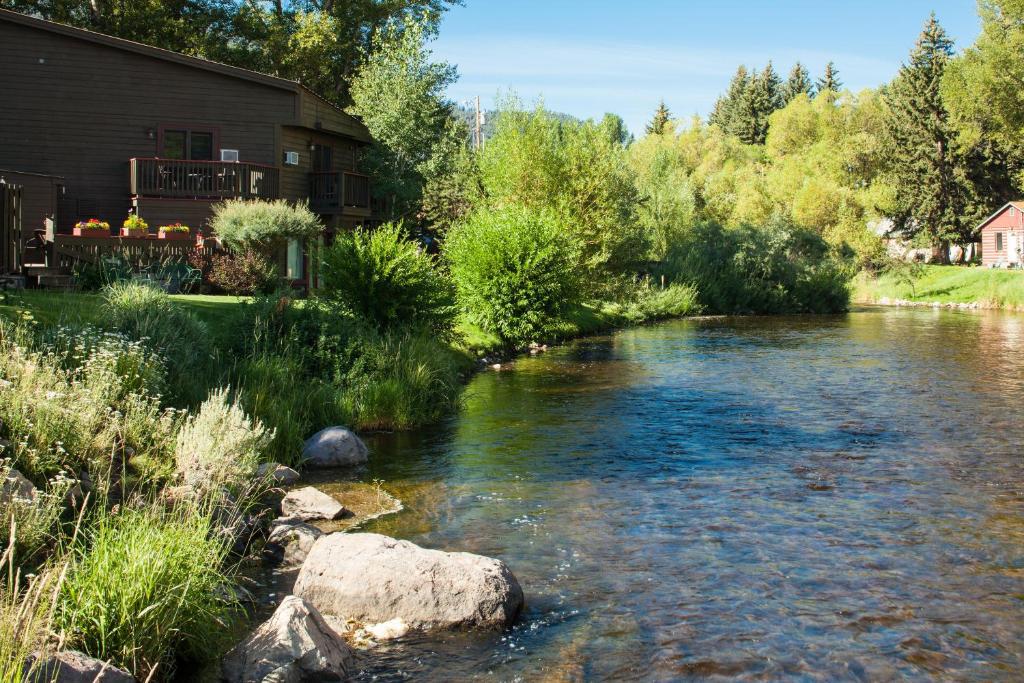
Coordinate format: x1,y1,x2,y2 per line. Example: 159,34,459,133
279,126,361,203
0,17,296,232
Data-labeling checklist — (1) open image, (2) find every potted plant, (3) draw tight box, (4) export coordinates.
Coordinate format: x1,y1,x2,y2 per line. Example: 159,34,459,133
73,218,110,236
158,223,191,240
121,214,148,238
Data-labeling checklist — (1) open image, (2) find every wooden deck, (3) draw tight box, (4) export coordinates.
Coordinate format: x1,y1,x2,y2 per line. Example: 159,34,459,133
130,158,279,201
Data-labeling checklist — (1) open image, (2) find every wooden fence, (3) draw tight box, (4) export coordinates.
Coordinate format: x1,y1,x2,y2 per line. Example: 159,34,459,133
1,182,22,275
52,234,218,272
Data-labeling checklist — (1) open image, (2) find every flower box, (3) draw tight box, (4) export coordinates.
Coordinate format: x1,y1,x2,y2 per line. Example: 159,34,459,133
159,229,191,240
73,219,110,236
120,227,147,238
73,227,109,237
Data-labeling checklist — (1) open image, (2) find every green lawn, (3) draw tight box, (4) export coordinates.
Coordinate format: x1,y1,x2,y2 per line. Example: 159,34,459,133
854,265,1024,309
0,289,250,336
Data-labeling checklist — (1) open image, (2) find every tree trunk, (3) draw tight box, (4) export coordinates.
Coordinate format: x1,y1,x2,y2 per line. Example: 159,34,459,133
932,239,950,265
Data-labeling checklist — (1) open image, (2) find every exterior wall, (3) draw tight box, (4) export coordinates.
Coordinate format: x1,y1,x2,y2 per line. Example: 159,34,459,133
279,126,360,203
0,170,62,235
980,205,1024,266
132,198,220,233
0,16,296,233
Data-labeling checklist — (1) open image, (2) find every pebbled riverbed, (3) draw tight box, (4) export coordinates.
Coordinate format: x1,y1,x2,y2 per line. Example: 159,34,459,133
338,307,1024,680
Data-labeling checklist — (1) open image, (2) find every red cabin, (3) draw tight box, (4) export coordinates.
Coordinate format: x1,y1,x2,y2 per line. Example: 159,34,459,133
978,201,1024,267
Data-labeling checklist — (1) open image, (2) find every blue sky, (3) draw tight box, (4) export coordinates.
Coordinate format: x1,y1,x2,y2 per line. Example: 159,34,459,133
430,1,981,134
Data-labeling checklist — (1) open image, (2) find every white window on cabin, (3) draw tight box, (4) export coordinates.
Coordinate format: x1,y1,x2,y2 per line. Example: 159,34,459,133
1011,206,1017,217
287,239,304,280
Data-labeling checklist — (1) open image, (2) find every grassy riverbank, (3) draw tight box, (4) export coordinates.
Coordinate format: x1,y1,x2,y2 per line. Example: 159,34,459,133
853,266,1024,309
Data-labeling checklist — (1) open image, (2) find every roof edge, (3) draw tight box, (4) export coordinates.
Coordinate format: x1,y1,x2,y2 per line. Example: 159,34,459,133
977,201,1024,231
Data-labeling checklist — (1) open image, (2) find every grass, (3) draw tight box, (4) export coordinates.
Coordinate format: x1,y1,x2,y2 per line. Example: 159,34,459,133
854,265,1024,309
55,504,239,680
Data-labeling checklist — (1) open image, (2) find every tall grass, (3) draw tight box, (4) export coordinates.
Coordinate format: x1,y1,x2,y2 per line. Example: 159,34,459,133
55,504,238,680
101,282,213,405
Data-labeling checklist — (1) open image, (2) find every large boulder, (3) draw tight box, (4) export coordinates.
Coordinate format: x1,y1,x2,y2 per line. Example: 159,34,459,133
256,462,301,485
302,427,368,468
26,650,136,683
1,468,36,504
222,595,354,683
264,518,323,567
281,487,349,522
294,533,524,631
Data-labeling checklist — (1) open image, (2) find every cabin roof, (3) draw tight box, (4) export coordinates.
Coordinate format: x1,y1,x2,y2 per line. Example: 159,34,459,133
0,8,370,142
977,201,1024,231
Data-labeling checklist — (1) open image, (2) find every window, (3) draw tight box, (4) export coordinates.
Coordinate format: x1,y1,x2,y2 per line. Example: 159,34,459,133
312,144,333,172
997,232,1004,251
160,127,216,160
287,239,304,280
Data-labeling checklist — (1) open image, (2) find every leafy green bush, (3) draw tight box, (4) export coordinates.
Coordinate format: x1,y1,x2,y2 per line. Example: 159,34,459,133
320,223,456,335
209,199,321,252
445,206,583,346
174,388,272,495
56,505,238,680
663,220,851,314
207,249,279,295
100,282,211,404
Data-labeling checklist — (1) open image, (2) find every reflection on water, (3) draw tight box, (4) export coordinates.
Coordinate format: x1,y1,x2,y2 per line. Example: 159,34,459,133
342,308,1024,680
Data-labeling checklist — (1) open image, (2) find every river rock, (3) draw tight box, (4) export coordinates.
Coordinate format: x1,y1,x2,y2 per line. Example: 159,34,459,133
264,518,323,567
222,595,354,683
294,533,524,631
281,487,349,522
26,650,136,682
256,462,301,485
1,468,36,504
302,427,368,468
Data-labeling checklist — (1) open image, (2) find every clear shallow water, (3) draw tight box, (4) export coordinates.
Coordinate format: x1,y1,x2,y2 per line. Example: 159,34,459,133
345,308,1024,681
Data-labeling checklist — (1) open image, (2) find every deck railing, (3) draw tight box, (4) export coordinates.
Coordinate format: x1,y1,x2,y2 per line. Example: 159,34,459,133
130,158,279,200
309,171,371,212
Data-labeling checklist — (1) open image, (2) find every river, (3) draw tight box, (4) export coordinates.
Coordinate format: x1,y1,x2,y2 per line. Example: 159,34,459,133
325,307,1024,680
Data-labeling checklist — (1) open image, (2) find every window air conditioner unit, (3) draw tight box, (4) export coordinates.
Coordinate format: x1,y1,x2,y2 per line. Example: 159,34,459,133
284,151,300,166
220,149,240,162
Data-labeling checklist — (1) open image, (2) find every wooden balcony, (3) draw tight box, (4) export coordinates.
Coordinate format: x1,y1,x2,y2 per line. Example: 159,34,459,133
309,171,371,214
130,158,279,200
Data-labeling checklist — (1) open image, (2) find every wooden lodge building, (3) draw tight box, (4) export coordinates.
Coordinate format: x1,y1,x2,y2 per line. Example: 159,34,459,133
0,8,380,286
977,201,1024,268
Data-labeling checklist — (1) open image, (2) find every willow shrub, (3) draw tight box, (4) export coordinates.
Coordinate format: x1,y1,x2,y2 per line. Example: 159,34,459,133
56,505,238,680
664,220,851,314
445,206,583,347
320,223,456,336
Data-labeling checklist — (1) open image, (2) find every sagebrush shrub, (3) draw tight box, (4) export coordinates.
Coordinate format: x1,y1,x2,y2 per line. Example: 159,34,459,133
209,199,321,251
320,223,456,335
174,387,272,494
445,206,583,346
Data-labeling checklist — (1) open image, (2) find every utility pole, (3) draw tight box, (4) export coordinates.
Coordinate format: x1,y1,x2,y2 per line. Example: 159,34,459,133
474,96,484,151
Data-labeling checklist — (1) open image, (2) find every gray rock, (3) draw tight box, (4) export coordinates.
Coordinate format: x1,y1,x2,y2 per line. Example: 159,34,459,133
256,462,301,485
221,595,354,683
294,533,524,631
264,518,324,567
302,427,368,468
26,650,135,682
281,487,349,522
1,468,36,505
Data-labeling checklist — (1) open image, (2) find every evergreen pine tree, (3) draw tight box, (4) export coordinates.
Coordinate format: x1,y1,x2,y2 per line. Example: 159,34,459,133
708,65,750,134
739,62,783,144
782,62,813,103
816,61,842,96
884,13,974,262
646,100,672,135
